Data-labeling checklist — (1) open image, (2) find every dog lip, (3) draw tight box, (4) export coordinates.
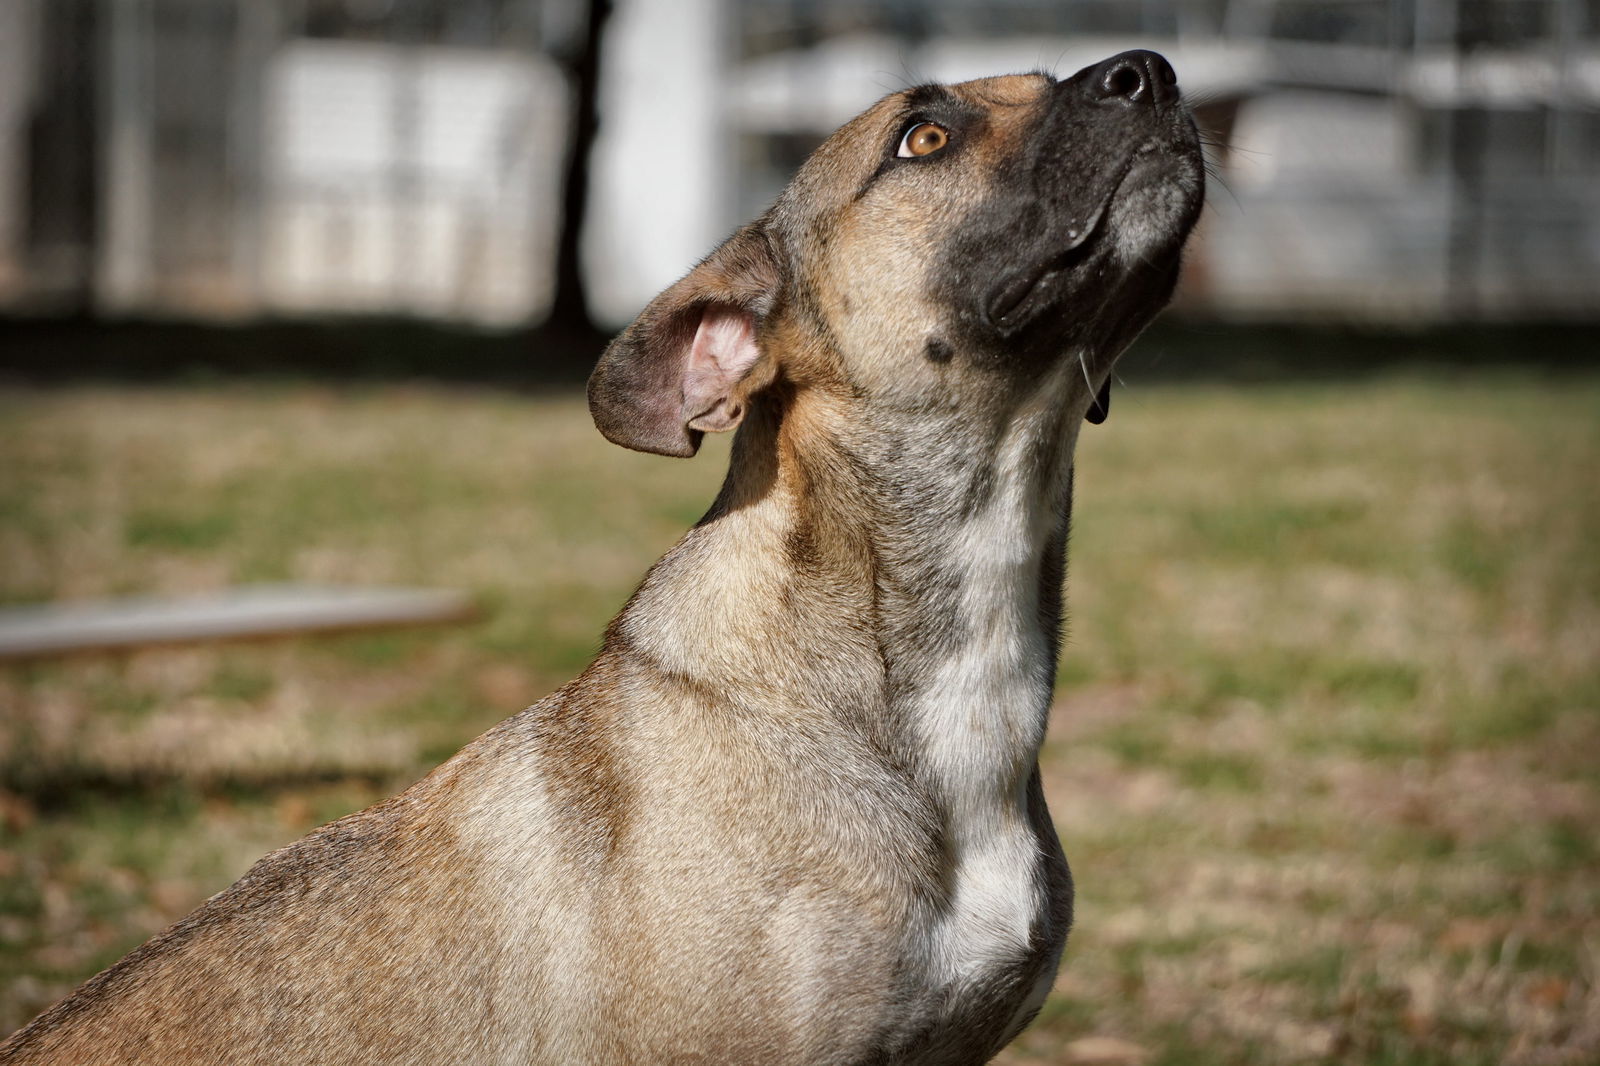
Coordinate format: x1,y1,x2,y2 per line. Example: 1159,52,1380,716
984,160,1130,331
983,121,1204,336
986,240,1092,331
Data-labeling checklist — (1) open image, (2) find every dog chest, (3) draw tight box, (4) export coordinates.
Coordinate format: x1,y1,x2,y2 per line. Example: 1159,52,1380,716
893,427,1068,1051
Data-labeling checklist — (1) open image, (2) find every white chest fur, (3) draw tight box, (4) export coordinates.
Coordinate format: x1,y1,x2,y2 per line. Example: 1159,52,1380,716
910,368,1074,993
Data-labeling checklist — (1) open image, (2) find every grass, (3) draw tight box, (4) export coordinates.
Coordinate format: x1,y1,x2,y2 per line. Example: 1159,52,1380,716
0,374,1596,1063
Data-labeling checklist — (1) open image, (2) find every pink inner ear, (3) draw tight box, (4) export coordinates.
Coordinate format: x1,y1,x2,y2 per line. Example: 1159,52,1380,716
683,306,760,430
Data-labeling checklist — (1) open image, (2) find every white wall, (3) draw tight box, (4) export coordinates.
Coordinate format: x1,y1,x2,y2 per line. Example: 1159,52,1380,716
583,0,727,327
262,40,567,325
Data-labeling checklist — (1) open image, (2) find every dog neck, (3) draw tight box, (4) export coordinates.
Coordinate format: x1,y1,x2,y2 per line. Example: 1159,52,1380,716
609,357,1081,986
613,358,1080,792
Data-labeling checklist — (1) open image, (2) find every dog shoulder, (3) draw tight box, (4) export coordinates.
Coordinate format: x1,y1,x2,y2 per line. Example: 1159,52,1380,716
1,794,418,1062
0,711,588,1064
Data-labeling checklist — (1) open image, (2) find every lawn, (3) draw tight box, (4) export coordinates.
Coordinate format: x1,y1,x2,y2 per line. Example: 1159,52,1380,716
1,375,1596,1063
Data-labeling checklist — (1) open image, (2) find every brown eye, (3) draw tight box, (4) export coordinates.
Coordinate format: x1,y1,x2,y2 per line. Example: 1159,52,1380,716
897,122,950,158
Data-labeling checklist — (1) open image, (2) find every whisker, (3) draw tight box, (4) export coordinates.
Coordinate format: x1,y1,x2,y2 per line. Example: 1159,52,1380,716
1079,350,1103,417
1207,172,1243,212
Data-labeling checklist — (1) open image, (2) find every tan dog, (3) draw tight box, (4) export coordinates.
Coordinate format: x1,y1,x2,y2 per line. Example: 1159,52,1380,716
2,51,1203,1065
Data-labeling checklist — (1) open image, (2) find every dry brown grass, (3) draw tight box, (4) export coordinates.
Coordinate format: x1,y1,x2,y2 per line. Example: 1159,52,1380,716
1,377,1596,1063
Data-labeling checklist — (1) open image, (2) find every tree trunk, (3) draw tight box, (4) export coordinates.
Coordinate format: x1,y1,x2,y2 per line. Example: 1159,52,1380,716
545,0,614,337
26,0,100,313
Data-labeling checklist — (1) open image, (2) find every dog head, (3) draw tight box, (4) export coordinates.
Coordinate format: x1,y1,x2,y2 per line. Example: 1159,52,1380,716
589,51,1205,457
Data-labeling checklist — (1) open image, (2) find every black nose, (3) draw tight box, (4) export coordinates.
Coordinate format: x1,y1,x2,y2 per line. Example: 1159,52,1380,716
1087,50,1178,109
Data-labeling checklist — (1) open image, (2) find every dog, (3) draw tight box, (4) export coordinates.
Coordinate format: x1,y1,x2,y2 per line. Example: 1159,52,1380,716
2,51,1203,1065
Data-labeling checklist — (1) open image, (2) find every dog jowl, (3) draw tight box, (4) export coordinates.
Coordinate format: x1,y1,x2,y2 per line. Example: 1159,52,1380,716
2,53,1204,1066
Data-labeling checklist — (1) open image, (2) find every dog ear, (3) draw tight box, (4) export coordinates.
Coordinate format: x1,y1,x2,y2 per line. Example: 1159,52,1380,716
588,225,782,457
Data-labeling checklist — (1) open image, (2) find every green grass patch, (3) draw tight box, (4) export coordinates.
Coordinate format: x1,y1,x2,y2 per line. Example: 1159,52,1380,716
1171,751,1263,792
126,507,237,551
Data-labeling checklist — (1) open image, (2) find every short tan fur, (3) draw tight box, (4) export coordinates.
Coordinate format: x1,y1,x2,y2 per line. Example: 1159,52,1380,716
3,54,1204,1066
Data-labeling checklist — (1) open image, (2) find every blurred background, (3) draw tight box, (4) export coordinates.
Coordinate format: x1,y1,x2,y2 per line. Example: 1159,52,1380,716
2,0,1598,343
1,2,1597,1064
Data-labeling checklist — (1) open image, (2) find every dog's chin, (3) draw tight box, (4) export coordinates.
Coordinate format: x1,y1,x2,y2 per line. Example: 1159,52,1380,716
1104,155,1206,270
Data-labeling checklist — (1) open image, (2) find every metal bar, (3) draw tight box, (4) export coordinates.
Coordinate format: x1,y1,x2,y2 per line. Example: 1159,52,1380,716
0,585,481,660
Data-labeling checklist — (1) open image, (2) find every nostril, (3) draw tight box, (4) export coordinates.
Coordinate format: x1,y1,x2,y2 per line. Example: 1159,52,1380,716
1077,50,1179,108
1102,62,1143,100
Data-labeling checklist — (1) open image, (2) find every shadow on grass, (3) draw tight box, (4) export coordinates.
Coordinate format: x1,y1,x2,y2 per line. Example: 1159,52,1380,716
2,765,405,813
0,313,1596,386
0,314,610,386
